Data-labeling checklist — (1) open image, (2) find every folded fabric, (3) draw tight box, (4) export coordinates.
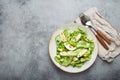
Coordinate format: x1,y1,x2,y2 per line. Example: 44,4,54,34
75,7,120,62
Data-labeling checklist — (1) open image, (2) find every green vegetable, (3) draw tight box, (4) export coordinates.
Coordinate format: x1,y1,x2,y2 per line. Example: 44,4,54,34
54,28,95,68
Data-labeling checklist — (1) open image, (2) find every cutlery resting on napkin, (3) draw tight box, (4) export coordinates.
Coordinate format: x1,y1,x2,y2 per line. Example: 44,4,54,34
75,7,120,62
80,13,111,50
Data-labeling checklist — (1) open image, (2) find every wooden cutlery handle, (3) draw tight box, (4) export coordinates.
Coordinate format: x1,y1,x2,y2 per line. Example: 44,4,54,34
96,30,111,45
95,34,109,50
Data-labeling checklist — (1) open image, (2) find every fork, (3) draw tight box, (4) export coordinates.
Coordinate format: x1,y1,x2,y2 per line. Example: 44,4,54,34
79,13,111,50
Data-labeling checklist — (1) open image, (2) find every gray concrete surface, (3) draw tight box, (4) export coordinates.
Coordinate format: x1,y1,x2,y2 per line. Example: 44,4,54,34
0,0,120,80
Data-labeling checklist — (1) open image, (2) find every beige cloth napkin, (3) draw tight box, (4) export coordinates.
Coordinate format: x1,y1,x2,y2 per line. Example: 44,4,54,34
75,7,120,62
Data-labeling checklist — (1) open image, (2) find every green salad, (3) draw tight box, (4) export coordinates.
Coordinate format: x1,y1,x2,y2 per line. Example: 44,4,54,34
54,28,94,68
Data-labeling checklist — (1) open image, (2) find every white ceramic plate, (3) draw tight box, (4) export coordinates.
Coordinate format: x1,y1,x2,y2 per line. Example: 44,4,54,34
49,23,98,73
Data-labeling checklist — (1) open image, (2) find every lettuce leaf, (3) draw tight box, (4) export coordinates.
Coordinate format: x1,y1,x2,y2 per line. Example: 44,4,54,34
54,28,95,68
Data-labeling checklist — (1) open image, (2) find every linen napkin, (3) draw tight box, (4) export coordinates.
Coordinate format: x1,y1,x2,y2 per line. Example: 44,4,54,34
75,7,120,62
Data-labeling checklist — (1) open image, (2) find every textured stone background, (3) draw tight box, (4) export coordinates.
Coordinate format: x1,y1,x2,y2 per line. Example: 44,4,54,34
0,0,120,80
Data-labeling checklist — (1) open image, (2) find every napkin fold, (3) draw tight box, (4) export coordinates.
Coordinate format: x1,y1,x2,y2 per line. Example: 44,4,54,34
75,7,120,62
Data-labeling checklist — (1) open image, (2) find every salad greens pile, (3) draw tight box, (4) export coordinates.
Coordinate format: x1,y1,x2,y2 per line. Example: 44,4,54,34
54,28,94,68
